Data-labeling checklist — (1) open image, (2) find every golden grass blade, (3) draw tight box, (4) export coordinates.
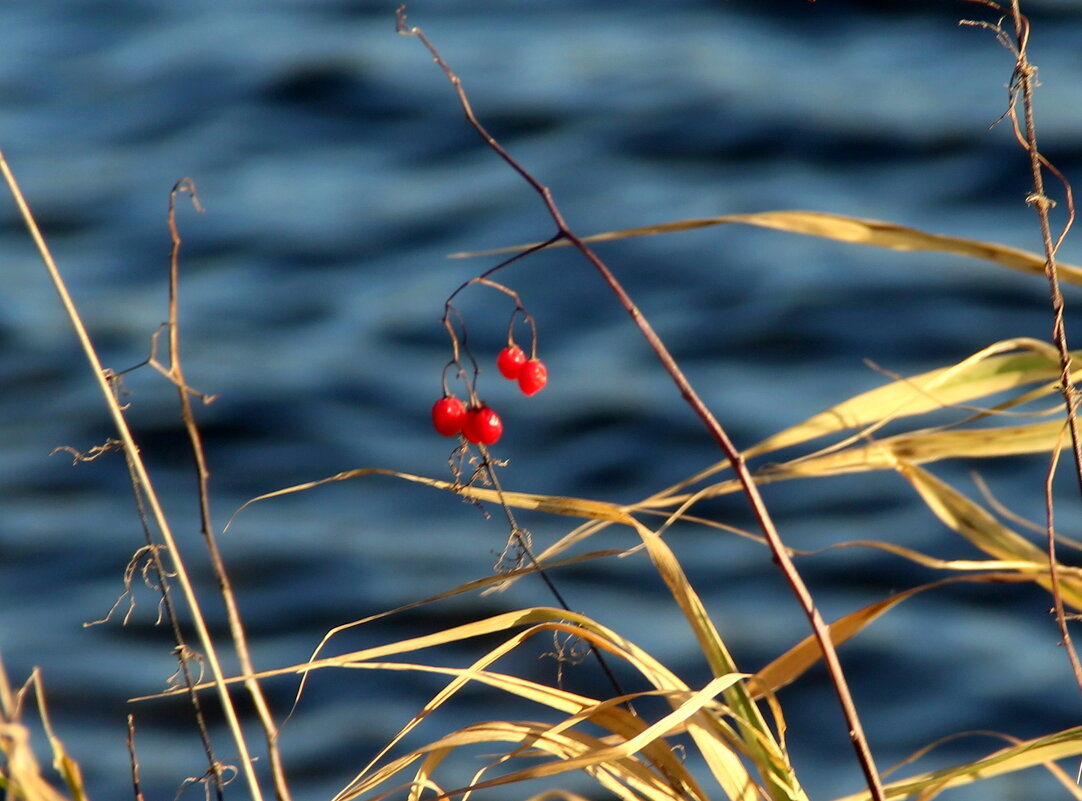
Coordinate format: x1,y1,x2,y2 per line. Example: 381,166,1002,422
143,600,760,801
899,463,1082,609
326,663,720,801
640,341,1075,515
765,419,1068,477
744,340,1070,460
346,676,750,801
749,574,1038,699
450,210,1082,286
627,520,806,801
228,468,637,530
31,674,87,801
641,419,1071,515
878,730,1082,801
0,662,80,801
818,539,1080,575
321,665,681,801
828,725,1082,801
136,608,614,699
341,720,682,801
339,620,704,799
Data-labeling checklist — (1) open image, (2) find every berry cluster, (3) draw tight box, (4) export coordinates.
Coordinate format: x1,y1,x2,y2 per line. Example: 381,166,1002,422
431,343,547,445
430,277,547,447
496,345,547,395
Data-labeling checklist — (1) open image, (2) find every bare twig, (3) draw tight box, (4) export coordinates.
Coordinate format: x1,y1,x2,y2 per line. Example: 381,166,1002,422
964,0,1082,703
120,445,226,801
126,715,148,801
395,8,885,801
165,181,293,801
1004,0,1082,699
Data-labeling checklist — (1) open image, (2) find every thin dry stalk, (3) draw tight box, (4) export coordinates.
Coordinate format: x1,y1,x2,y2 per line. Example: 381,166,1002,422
119,447,226,801
163,181,293,801
0,150,267,801
969,0,1082,701
126,715,147,801
394,9,886,801
1003,0,1082,701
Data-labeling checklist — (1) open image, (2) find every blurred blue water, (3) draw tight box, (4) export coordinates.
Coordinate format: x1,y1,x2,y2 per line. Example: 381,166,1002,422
3,2,1082,800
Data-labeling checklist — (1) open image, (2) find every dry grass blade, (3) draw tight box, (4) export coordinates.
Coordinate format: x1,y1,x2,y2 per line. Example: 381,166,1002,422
139,601,770,801
339,720,683,801
827,724,1082,801
451,210,1082,286
745,340,1070,460
749,573,1038,700
1,151,263,801
900,462,1082,608
625,520,805,801
818,538,1076,575
330,620,710,801
0,662,83,801
339,675,750,801
643,419,1070,514
763,419,1067,477
228,468,637,531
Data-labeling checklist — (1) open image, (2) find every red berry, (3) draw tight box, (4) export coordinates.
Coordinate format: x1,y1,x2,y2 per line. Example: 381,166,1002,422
496,345,527,379
432,396,467,437
463,405,503,445
517,359,547,396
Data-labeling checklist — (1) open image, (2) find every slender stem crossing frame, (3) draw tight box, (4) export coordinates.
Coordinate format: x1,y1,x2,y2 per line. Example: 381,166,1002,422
395,8,887,801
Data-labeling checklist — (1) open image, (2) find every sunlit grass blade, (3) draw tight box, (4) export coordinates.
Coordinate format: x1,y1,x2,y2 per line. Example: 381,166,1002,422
339,720,685,801
749,573,1040,699
339,675,754,801
764,419,1068,476
827,725,1082,801
228,468,638,530
626,519,807,801
640,420,1070,516
139,602,773,801
647,340,1074,508
899,462,1082,608
745,340,1071,460
0,661,83,801
450,210,1082,286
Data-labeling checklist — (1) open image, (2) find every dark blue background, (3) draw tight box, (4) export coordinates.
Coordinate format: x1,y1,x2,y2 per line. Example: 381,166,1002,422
3,2,1082,799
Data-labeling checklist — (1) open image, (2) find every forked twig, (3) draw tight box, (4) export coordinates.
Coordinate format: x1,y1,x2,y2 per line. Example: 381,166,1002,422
395,8,886,801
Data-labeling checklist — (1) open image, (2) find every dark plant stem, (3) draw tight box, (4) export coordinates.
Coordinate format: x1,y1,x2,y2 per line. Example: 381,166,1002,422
166,181,293,801
479,450,636,714
126,715,149,801
396,8,886,801
1003,0,1082,698
122,450,225,801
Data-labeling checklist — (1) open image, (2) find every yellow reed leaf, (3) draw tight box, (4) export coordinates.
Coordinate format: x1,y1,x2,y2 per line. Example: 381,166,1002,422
451,210,1082,287
746,340,1071,459
900,463,1082,609
828,725,1082,801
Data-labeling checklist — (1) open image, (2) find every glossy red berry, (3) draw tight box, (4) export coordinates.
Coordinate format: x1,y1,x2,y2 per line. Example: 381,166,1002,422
432,396,467,437
463,405,503,445
496,345,527,379
517,359,547,396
